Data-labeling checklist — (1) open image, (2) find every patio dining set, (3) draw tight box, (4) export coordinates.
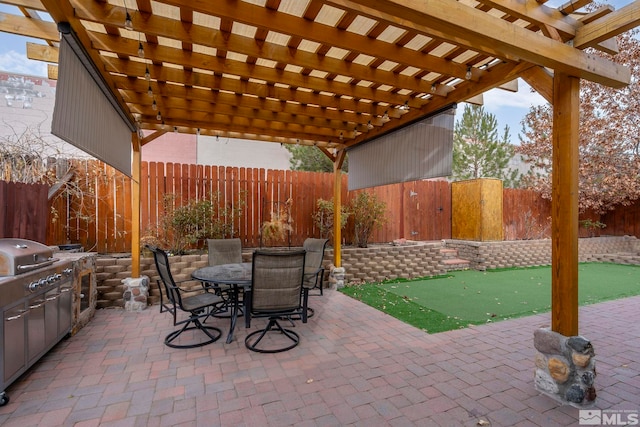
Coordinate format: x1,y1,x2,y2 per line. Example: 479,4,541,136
146,238,329,353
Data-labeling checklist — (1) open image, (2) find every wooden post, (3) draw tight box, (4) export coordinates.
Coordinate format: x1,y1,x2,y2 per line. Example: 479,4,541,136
333,149,347,267
131,132,141,278
551,73,580,336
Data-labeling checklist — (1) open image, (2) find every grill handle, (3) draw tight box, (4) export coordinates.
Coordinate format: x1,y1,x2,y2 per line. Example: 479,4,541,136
17,258,59,272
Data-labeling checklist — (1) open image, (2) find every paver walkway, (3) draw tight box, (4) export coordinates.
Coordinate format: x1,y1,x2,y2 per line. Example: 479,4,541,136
0,291,638,426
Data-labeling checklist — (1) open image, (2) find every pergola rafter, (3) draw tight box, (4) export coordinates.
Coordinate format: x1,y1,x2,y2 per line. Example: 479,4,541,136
3,0,633,148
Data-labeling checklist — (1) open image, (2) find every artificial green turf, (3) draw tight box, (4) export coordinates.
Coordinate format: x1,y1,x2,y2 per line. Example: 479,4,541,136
339,263,640,334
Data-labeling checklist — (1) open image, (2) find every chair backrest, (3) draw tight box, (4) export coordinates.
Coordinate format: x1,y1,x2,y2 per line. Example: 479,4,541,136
250,250,306,313
146,245,183,307
303,238,329,271
208,238,243,266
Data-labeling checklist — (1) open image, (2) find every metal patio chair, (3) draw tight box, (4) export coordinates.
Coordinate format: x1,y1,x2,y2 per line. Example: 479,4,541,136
207,238,243,266
206,238,245,315
244,250,308,353
147,245,225,348
302,238,329,296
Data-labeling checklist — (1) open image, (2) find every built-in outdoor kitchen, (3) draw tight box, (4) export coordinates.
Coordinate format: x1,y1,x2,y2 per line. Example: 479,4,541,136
0,239,96,406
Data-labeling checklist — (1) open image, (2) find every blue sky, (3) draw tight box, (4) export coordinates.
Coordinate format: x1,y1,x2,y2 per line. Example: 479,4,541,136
0,1,633,144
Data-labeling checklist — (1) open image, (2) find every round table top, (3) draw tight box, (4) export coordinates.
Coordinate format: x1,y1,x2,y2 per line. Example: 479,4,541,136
191,262,252,284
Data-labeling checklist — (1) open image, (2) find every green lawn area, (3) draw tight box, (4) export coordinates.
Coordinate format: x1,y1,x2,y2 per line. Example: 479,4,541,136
339,263,640,334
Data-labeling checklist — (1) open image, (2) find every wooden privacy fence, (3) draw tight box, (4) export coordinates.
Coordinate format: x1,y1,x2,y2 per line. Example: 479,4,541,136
142,162,341,249
503,188,552,240
45,160,452,252
0,181,48,242
35,159,640,253
47,160,132,252
142,164,451,248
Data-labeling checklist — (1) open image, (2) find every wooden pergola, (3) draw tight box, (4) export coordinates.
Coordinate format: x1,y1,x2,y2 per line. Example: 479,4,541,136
2,0,640,336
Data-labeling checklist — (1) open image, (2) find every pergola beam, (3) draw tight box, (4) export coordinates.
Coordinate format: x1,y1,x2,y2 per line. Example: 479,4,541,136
1,0,48,12
113,77,391,131
0,11,58,41
72,1,463,95
345,60,533,147
574,1,640,49
520,66,554,104
103,59,401,121
155,0,476,82
330,0,630,88
469,0,579,38
26,41,58,62
88,32,419,109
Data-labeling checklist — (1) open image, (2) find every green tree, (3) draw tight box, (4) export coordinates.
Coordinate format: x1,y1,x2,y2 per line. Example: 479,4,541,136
286,144,348,172
452,104,520,187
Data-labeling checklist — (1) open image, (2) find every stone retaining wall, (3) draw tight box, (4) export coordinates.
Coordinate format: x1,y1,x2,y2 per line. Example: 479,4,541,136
444,235,640,271
95,236,640,309
325,241,444,284
96,253,210,309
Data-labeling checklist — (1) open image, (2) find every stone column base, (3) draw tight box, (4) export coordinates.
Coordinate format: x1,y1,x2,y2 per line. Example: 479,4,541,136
329,265,346,289
122,276,150,312
533,327,596,407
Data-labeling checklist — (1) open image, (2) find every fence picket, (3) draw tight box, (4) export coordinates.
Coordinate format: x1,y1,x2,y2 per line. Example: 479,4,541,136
1,158,630,252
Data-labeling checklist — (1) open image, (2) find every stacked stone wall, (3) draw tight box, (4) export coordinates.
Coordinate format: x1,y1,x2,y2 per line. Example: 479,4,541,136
444,236,640,271
96,253,209,309
578,235,640,264
326,241,444,284
96,249,308,309
95,236,640,308
444,239,552,271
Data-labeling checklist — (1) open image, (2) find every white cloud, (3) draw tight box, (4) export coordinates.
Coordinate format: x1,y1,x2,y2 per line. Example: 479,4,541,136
456,79,549,143
482,79,548,111
0,50,47,77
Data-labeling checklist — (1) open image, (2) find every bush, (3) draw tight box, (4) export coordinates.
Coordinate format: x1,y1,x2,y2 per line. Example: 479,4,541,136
579,218,606,237
142,192,243,254
313,198,349,241
261,198,293,246
349,192,387,248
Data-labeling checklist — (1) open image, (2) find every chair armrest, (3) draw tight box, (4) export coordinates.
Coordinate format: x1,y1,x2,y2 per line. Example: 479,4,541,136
171,280,208,293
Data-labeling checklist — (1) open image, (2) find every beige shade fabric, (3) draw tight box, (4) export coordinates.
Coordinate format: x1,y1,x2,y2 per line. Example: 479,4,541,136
347,106,455,190
52,34,134,176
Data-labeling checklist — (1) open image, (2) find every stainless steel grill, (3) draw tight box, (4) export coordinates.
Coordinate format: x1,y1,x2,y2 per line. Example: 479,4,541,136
0,238,74,407
0,238,57,276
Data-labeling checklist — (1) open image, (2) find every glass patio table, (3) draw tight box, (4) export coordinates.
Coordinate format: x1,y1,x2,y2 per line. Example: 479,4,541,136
191,263,252,344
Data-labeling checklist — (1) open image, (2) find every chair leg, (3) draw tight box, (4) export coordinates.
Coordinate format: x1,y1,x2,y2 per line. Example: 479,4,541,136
244,290,252,328
285,287,312,322
206,284,236,318
302,288,309,323
165,313,222,349
244,317,300,353
157,279,175,315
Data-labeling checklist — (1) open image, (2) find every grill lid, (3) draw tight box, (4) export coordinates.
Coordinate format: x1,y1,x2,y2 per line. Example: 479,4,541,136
0,238,56,276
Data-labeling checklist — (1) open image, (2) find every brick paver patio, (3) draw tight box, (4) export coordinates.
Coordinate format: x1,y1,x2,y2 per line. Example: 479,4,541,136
0,290,638,426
